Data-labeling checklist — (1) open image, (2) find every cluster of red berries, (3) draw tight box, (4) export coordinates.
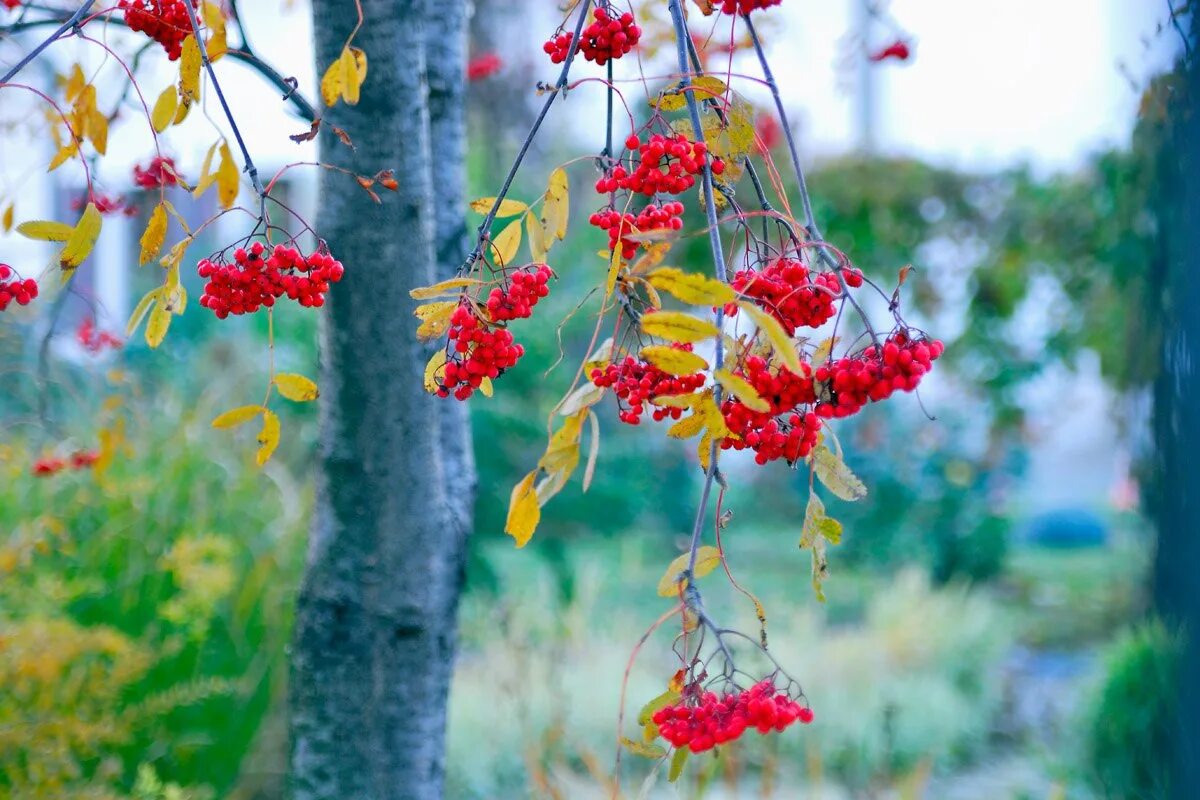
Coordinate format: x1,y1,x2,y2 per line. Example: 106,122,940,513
544,7,641,66
32,450,99,477
438,302,526,400
597,134,723,197
484,264,553,322
0,265,38,311
814,332,944,419
652,681,813,753
77,319,123,354
722,406,822,465
73,193,136,217
2,1,22,11
198,242,345,318
588,202,685,260
467,52,503,82
590,347,706,425
716,0,783,14
727,260,858,336
119,0,196,61
134,156,181,189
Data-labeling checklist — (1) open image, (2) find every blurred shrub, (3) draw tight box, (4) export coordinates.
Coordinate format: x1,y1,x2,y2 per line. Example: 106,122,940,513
0,403,306,799
445,556,1010,798
1085,620,1179,800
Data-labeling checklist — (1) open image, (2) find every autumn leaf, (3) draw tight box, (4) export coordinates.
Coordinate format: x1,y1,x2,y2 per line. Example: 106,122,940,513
640,311,721,344
813,336,840,363
505,471,540,547
423,350,447,394
736,301,804,374
526,212,549,262
409,277,479,300
811,445,868,502
216,142,240,209
713,368,769,412
144,301,172,348
179,36,202,98
637,691,682,726
320,54,345,107
646,266,735,306
339,47,362,104
1,203,12,233
656,545,722,597
139,203,168,265
640,344,708,376
60,203,102,270
274,373,320,402
126,288,160,336
620,737,666,759
669,747,689,782
201,1,227,60
256,410,281,466
468,197,527,217
211,405,264,429
543,167,570,240
489,217,522,266
667,412,706,440
16,220,73,242
151,86,178,133
413,301,457,340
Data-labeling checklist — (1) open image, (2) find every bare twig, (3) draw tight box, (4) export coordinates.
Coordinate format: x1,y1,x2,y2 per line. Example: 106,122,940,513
0,0,96,84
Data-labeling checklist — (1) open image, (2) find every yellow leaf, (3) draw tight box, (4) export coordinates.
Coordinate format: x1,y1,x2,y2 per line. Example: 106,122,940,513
527,212,549,262
275,373,320,402
144,301,171,348
87,108,108,154
60,203,102,270
320,55,345,107
655,76,727,111
489,217,522,266
640,344,708,376
667,412,705,440
813,336,840,363
604,247,623,298
339,47,362,105
698,429,715,472
1,203,12,232
256,410,281,466
649,393,701,409
479,377,494,397
647,266,735,306
505,471,540,547
656,545,722,597
469,197,527,217
350,46,368,83
713,368,770,412
583,409,600,492
47,142,77,172
583,337,616,374
812,445,868,502
202,1,227,61
139,203,168,266
212,405,264,429
216,142,240,209
737,301,804,374
193,141,220,198
543,167,570,240
424,350,447,394
179,35,202,99
640,311,721,344
413,301,457,341
409,277,479,299
151,86,178,133
620,737,666,760
16,220,73,241
126,288,160,336
558,381,605,417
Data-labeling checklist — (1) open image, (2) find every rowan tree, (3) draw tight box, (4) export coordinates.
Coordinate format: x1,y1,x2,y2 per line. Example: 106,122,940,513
0,0,945,797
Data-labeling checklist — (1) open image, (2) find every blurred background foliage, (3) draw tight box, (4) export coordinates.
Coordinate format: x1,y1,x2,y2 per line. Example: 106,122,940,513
1,12,1186,800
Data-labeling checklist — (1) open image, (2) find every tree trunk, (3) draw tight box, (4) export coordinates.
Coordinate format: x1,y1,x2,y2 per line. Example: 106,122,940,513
288,2,473,798
1152,17,1199,798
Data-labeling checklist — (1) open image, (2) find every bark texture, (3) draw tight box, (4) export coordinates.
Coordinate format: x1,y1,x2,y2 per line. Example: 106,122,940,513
1153,20,1200,797
288,1,473,798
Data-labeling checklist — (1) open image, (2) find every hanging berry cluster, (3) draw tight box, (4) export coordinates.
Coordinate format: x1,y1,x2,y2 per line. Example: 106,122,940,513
77,319,124,354
32,450,99,477
813,332,943,419
134,156,181,189
543,7,642,66
0,265,37,311
717,0,783,15
197,242,345,318
431,265,556,401
590,346,707,425
589,201,685,261
118,0,196,61
726,259,858,336
652,680,813,753
598,134,723,197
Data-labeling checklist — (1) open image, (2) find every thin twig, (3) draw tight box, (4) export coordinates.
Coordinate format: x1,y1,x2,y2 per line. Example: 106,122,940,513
464,0,593,269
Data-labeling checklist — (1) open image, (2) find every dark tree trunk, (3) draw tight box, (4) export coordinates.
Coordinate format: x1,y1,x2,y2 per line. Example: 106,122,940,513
1152,16,1199,799
288,2,473,798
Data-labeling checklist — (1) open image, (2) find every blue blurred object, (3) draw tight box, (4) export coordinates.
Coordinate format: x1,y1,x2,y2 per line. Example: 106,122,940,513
1023,508,1108,548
